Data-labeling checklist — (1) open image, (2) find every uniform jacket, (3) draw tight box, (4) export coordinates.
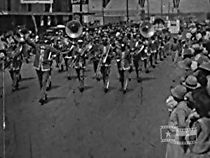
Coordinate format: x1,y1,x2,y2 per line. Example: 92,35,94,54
27,39,60,71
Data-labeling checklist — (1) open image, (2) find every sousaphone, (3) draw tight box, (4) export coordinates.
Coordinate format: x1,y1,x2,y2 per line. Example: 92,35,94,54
140,22,155,38
65,20,83,39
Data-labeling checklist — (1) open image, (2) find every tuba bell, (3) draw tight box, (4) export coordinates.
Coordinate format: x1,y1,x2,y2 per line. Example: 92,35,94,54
140,22,155,38
65,20,83,39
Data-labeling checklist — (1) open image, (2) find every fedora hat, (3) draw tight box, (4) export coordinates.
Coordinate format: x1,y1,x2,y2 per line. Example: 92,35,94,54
196,54,209,66
199,61,210,71
171,85,187,100
182,75,201,90
178,58,192,70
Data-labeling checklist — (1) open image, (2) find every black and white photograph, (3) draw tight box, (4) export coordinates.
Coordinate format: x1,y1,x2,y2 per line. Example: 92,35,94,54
0,0,210,157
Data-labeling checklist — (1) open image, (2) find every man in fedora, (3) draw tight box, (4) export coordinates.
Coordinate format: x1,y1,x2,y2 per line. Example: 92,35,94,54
187,77,210,158
182,75,201,91
166,85,194,158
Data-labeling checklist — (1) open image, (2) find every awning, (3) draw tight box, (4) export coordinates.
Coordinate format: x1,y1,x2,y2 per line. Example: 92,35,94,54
0,11,95,16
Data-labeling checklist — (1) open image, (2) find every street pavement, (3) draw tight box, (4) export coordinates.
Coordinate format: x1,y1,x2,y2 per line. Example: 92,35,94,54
0,56,178,158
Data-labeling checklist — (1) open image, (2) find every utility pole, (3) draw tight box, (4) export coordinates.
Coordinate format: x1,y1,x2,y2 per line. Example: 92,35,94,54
80,0,83,23
126,0,129,22
168,0,170,15
102,0,105,25
147,0,150,19
161,0,163,17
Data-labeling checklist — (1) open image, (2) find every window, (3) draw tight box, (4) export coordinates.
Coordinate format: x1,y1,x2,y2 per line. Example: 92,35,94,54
45,4,50,12
7,0,11,11
28,4,32,12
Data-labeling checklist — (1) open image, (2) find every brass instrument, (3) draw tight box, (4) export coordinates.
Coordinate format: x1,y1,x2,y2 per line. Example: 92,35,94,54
65,20,83,39
69,46,89,68
140,22,155,38
102,45,111,64
65,20,83,68
96,45,111,80
120,52,126,70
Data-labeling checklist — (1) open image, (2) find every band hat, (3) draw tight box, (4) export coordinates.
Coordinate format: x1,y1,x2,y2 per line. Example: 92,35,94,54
0,52,5,58
199,61,210,71
182,75,201,90
171,85,187,100
186,32,192,39
178,58,192,70
196,33,202,40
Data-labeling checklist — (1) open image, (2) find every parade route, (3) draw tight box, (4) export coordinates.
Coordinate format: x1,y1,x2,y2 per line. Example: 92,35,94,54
1,56,179,158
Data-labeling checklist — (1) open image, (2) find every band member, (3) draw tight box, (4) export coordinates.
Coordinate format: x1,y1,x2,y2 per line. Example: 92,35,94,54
6,35,25,91
26,37,61,105
73,39,87,92
159,34,167,60
96,37,113,93
119,43,131,93
54,37,66,72
65,41,76,80
114,40,123,79
90,38,102,78
132,36,142,82
149,36,157,68
140,39,149,73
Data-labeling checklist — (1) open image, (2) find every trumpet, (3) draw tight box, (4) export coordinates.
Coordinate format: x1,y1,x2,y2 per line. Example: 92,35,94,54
95,45,111,80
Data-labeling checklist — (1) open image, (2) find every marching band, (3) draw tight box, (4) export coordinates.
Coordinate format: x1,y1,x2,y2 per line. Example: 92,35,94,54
0,19,173,104
1,18,206,105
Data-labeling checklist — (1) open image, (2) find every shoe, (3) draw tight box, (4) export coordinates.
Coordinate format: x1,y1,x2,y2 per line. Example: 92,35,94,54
67,76,72,80
12,87,16,92
79,87,84,92
104,88,108,93
39,98,46,105
123,89,126,94
137,78,141,83
145,69,149,73
152,65,156,68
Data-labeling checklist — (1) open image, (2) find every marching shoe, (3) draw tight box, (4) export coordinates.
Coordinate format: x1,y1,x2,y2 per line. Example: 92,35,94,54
67,76,72,80
145,69,149,73
79,87,84,92
12,87,16,92
39,98,46,105
123,89,127,94
137,77,141,83
104,88,109,93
